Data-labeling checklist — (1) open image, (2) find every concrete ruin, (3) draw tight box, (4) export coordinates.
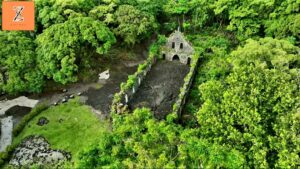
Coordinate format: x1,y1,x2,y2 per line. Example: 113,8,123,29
0,96,39,152
161,30,195,65
0,96,39,116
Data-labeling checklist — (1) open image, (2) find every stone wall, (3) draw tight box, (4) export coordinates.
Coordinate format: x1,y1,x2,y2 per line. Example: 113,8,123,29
111,34,198,119
120,58,157,105
111,56,157,114
171,54,200,119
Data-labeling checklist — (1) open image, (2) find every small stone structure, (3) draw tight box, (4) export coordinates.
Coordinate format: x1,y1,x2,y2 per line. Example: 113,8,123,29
162,30,195,65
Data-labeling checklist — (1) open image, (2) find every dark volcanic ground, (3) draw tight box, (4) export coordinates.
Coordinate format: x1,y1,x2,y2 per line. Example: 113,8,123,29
84,62,138,115
129,60,189,119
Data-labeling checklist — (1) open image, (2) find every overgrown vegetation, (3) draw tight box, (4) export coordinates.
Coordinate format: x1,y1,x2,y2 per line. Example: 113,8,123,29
1,0,299,168
11,99,109,165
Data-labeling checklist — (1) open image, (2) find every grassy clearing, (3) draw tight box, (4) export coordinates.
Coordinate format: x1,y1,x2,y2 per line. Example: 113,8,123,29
12,99,110,162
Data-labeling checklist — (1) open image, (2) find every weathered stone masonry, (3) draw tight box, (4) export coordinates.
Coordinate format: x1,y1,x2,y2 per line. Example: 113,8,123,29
161,30,195,65
113,30,197,118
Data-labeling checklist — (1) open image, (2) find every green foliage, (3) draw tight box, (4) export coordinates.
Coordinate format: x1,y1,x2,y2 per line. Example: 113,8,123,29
184,31,233,119
0,144,18,168
265,0,300,40
12,104,48,137
114,5,158,46
179,129,245,169
115,37,164,101
35,0,97,29
3,1,300,168
230,38,300,70
188,0,215,30
213,0,300,41
0,31,44,94
88,3,115,24
198,65,299,168
0,2,2,28
187,37,300,168
77,108,180,168
36,17,116,84
13,99,110,164
78,108,244,168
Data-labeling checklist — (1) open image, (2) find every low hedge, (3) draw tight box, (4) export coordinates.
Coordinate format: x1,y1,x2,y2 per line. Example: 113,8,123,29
0,141,18,167
13,103,48,137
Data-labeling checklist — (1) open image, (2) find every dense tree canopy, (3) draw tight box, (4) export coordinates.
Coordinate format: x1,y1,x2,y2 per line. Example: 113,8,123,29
35,0,97,29
198,65,299,168
184,37,300,168
0,32,44,94
113,5,158,46
36,17,116,84
77,108,246,168
1,0,300,168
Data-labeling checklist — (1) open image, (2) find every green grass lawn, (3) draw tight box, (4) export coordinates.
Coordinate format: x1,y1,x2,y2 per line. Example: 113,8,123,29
12,99,110,164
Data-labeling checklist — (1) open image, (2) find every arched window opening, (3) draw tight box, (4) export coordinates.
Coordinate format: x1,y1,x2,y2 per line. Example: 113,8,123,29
180,43,183,49
172,42,175,49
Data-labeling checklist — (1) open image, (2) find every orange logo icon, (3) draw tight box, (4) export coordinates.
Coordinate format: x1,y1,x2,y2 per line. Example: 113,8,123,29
2,1,35,31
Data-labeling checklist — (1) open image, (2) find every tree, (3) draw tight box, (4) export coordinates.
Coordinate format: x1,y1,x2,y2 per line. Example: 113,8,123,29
77,108,247,168
188,0,215,31
163,0,190,30
113,5,158,46
213,0,274,40
0,31,44,94
35,0,97,29
193,37,300,167
265,0,300,41
36,17,116,84
230,38,300,70
197,65,299,168
77,108,180,168
88,3,116,24
178,129,245,169
118,0,168,17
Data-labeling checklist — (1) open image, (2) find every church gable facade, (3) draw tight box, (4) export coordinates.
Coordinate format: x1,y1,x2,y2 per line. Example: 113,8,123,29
162,30,195,65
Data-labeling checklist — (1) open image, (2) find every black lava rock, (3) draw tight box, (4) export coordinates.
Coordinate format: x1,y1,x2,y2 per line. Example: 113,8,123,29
37,117,49,126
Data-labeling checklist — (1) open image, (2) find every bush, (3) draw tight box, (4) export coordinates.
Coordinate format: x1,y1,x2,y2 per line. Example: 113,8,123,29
0,144,18,167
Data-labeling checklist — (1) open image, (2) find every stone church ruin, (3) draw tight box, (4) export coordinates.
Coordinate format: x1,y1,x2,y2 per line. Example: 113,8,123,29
162,30,195,65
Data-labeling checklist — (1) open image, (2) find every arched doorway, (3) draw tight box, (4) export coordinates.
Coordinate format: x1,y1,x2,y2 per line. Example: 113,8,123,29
187,57,191,65
173,55,180,61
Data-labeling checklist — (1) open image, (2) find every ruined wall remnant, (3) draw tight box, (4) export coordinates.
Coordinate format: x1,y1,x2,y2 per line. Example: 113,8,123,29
161,30,195,65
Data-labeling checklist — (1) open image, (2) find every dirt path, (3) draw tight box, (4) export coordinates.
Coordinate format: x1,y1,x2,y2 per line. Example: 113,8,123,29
129,60,189,119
